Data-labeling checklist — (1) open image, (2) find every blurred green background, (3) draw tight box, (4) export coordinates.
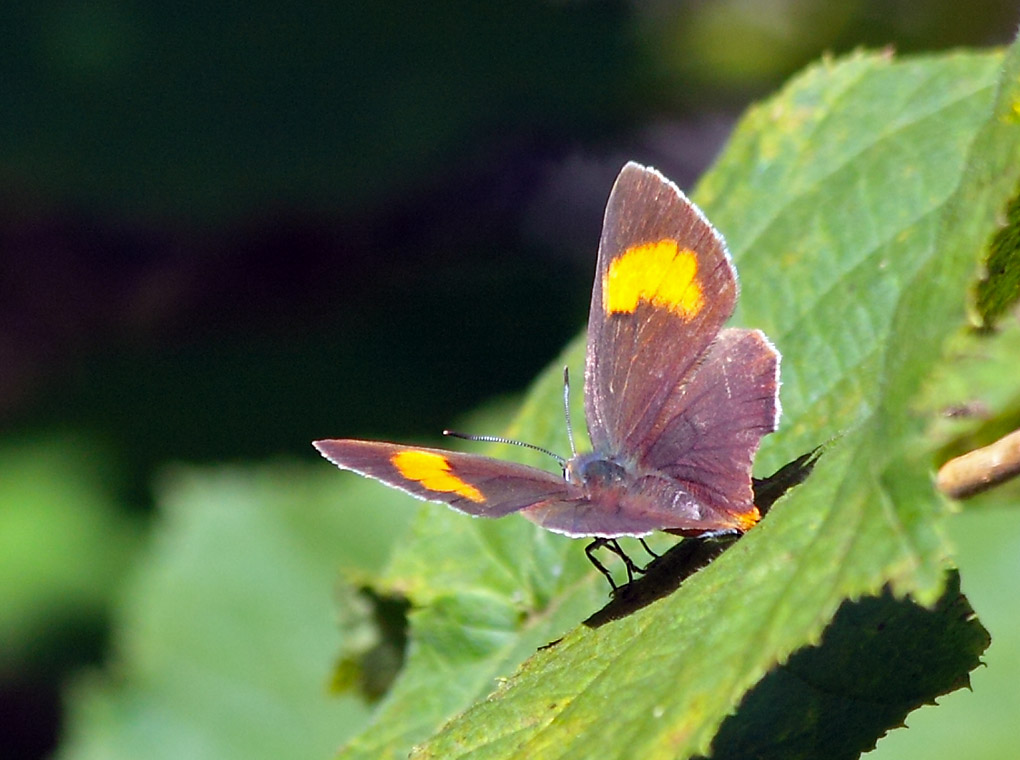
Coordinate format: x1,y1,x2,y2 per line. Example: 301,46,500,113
2,2,1018,758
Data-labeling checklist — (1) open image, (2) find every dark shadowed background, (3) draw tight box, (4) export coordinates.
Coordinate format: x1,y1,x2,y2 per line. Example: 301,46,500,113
1,2,1017,757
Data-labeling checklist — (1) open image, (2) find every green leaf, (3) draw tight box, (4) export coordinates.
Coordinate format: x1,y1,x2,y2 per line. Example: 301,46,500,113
57,462,413,760
974,189,1020,326
341,43,1020,760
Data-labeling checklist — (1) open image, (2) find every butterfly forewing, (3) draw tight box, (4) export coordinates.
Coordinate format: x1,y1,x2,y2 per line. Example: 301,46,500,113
312,439,579,517
584,162,738,456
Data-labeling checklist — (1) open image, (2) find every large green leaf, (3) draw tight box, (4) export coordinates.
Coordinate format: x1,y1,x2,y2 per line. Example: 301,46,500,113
338,44,1020,760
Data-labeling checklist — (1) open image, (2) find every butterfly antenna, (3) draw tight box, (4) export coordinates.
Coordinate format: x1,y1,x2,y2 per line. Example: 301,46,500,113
562,366,577,457
443,430,565,466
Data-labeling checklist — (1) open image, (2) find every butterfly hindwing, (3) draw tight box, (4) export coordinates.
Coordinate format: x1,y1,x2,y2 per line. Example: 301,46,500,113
312,439,578,517
639,328,780,529
524,330,778,538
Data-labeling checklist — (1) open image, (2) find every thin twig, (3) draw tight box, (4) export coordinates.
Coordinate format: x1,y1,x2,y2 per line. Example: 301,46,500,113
936,428,1020,499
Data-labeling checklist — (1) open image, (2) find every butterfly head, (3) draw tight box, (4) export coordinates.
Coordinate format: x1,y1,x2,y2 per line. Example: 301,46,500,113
565,452,629,489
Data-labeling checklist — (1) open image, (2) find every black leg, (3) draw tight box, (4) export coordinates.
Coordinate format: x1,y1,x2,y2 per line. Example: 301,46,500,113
606,539,643,582
637,537,660,560
585,539,618,590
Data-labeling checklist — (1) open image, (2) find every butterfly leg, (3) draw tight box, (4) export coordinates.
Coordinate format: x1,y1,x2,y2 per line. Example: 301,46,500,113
607,539,645,582
585,538,647,589
584,538,619,590
637,537,660,560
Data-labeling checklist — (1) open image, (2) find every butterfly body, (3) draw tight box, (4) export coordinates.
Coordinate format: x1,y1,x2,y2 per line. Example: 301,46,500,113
516,445,761,539
315,162,780,543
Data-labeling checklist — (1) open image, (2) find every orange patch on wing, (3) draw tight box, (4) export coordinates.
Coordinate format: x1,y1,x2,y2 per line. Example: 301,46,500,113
390,450,485,503
604,239,704,318
734,506,761,532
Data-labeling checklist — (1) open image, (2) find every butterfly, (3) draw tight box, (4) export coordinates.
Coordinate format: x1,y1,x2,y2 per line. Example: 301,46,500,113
315,162,780,586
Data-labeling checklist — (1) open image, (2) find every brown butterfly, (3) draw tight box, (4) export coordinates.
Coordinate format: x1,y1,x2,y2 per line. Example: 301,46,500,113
315,162,780,584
